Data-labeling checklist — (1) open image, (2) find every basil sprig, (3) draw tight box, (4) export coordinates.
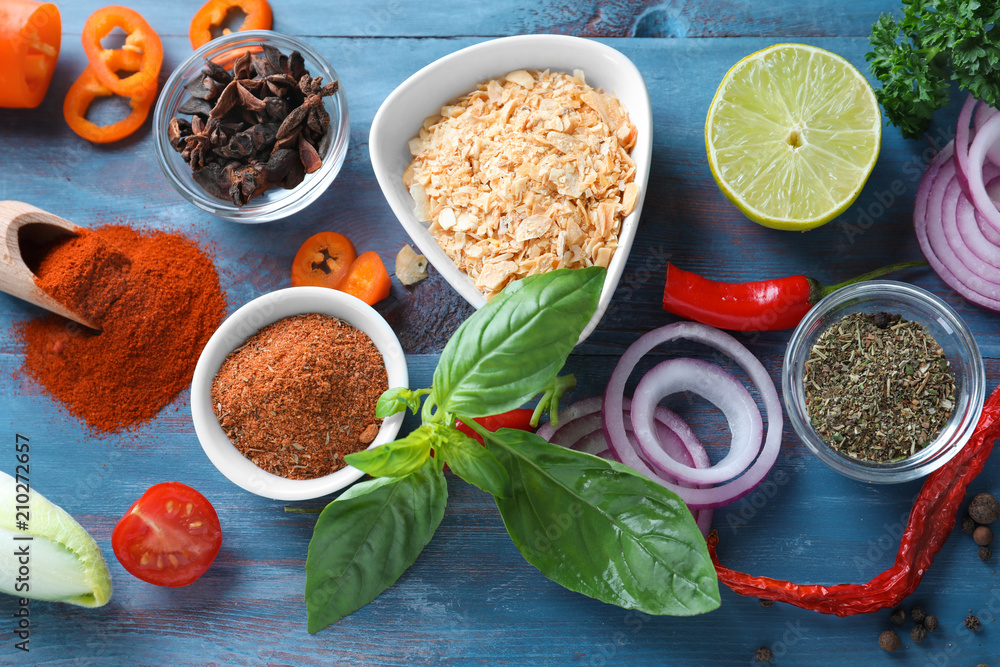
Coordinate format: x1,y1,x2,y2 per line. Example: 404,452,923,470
303,267,720,632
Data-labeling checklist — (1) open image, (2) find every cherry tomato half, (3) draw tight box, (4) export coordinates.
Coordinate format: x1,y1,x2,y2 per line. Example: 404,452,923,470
290,231,357,289
112,482,223,587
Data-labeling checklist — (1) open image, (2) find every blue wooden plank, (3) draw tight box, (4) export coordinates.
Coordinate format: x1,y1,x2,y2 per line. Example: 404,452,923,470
2,1,1000,664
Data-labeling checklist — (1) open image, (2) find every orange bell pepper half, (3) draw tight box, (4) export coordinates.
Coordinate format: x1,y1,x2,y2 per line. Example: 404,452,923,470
81,5,162,98
189,0,273,50
0,0,60,108
63,48,155,144
336,251,392,306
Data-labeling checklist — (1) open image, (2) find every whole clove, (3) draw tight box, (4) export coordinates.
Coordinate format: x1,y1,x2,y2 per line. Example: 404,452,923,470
169,43,339,206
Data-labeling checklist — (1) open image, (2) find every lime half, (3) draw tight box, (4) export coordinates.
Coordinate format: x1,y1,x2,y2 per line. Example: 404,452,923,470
705,43,881,231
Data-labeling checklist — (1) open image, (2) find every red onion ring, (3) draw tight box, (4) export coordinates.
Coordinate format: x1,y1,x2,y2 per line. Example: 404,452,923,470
966,111,1000,238
630,358,762,485
915,140,1000,310
954,95,977,196
603,322,782,510
538,398,715,536
973,102,1000,167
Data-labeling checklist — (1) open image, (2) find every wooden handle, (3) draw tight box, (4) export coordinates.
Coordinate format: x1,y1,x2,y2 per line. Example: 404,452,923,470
0,201,99,329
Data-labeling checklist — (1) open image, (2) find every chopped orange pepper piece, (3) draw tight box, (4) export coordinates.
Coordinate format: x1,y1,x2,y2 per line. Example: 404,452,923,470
63,49,155,144
189,0,273,50
0,0,61,108
336,251,392,306
81,5,162,98
290,232,357,289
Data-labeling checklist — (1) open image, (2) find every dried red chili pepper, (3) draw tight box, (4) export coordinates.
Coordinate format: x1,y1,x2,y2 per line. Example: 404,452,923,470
708,383,1000,616
661,260,926,331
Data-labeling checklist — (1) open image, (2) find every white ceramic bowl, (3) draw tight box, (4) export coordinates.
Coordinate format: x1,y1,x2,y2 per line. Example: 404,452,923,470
369,34,653,342
191,287,407,500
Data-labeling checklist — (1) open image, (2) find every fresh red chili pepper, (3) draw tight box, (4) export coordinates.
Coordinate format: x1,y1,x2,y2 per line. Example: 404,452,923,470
708,383,1000,616
662,260,927,332
456,408,536,444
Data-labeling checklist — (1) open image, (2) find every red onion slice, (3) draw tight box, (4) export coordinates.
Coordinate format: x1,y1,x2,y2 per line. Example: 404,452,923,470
535,396,602,441
967,112,1000,237
973,102,1000,167
915,140,1000,310
954,95,978,196
603,322,782,510
630,358,762,485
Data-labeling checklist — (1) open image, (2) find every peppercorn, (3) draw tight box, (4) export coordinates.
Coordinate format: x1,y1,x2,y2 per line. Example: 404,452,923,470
962,515,977,534
979,545,992,561
755,646,772,662
974,525,993,546
890,608,906,626
879,630,901,652
758,598,774,608
965,614,981,631
969,493,1000,524
910,623,927,643
924,615,938,632
910,604,926,623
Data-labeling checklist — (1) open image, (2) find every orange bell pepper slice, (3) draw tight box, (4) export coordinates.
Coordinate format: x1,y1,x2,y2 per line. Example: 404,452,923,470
0,0,61,108
290,232,358,289
189,0,273,50
336,251,392,306
63,49,155,144
81,5,162,98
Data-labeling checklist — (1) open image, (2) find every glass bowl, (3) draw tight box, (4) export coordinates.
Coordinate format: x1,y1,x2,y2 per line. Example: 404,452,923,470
153,30,349,223
783,280,984,483
190,287,407,500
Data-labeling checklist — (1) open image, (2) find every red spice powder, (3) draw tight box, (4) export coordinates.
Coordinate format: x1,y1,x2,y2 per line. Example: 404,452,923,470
16,225,226,433
211,314,387,480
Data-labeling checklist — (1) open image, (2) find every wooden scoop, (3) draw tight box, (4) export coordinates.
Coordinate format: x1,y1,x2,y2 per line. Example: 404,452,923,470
0,201,100,329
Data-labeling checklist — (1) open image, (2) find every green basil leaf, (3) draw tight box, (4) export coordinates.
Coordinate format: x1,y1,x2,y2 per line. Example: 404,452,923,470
376,387,422,418
344,425,434,478
486,429,720,616
305,462,448,632
437,427,511,498
432,267,604,418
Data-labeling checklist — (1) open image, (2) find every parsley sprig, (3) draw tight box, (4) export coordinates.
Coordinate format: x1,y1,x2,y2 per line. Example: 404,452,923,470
866,0,1000,139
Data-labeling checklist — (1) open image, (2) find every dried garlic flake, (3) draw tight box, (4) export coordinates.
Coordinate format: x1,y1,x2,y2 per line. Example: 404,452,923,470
403,69,638,298
395,244,429,285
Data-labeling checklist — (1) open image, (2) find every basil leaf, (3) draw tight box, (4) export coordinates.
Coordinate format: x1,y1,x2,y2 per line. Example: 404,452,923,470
305,462,448,632
437,427,511,498
486,429,720,616
432,267,604,418
376,387,423,418
344,425,434,478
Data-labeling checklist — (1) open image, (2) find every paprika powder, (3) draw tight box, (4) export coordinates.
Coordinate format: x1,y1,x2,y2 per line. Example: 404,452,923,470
16,225,226,433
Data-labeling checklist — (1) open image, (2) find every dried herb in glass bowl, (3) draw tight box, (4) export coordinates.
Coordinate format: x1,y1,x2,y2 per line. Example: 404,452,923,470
168,43,339,206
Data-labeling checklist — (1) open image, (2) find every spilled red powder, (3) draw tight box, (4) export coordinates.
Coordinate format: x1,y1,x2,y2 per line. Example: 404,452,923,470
15,225,226,433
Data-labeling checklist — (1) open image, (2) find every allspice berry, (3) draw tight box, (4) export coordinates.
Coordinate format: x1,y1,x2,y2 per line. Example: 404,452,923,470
979,545,992,562
755,646,772,662
963,515,977,534
974,525,993,546
910,605,926,623
879,630,901,652
890,608,906,626
758,598,774,608
911,624,927,643
965,614,982,631
924,615,938,632
969,493,1000,524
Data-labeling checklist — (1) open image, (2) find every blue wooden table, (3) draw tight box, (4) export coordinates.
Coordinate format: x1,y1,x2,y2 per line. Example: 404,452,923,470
2,1,999,664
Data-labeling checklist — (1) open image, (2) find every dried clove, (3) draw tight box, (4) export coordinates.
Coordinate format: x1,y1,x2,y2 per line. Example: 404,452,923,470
170,44,339,206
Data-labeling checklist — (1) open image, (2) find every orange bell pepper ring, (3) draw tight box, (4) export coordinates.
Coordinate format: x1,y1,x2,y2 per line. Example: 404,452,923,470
189,0,273,50
336,251,393,306
81,5,162,98
0,0,61,108
63,49,155,144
